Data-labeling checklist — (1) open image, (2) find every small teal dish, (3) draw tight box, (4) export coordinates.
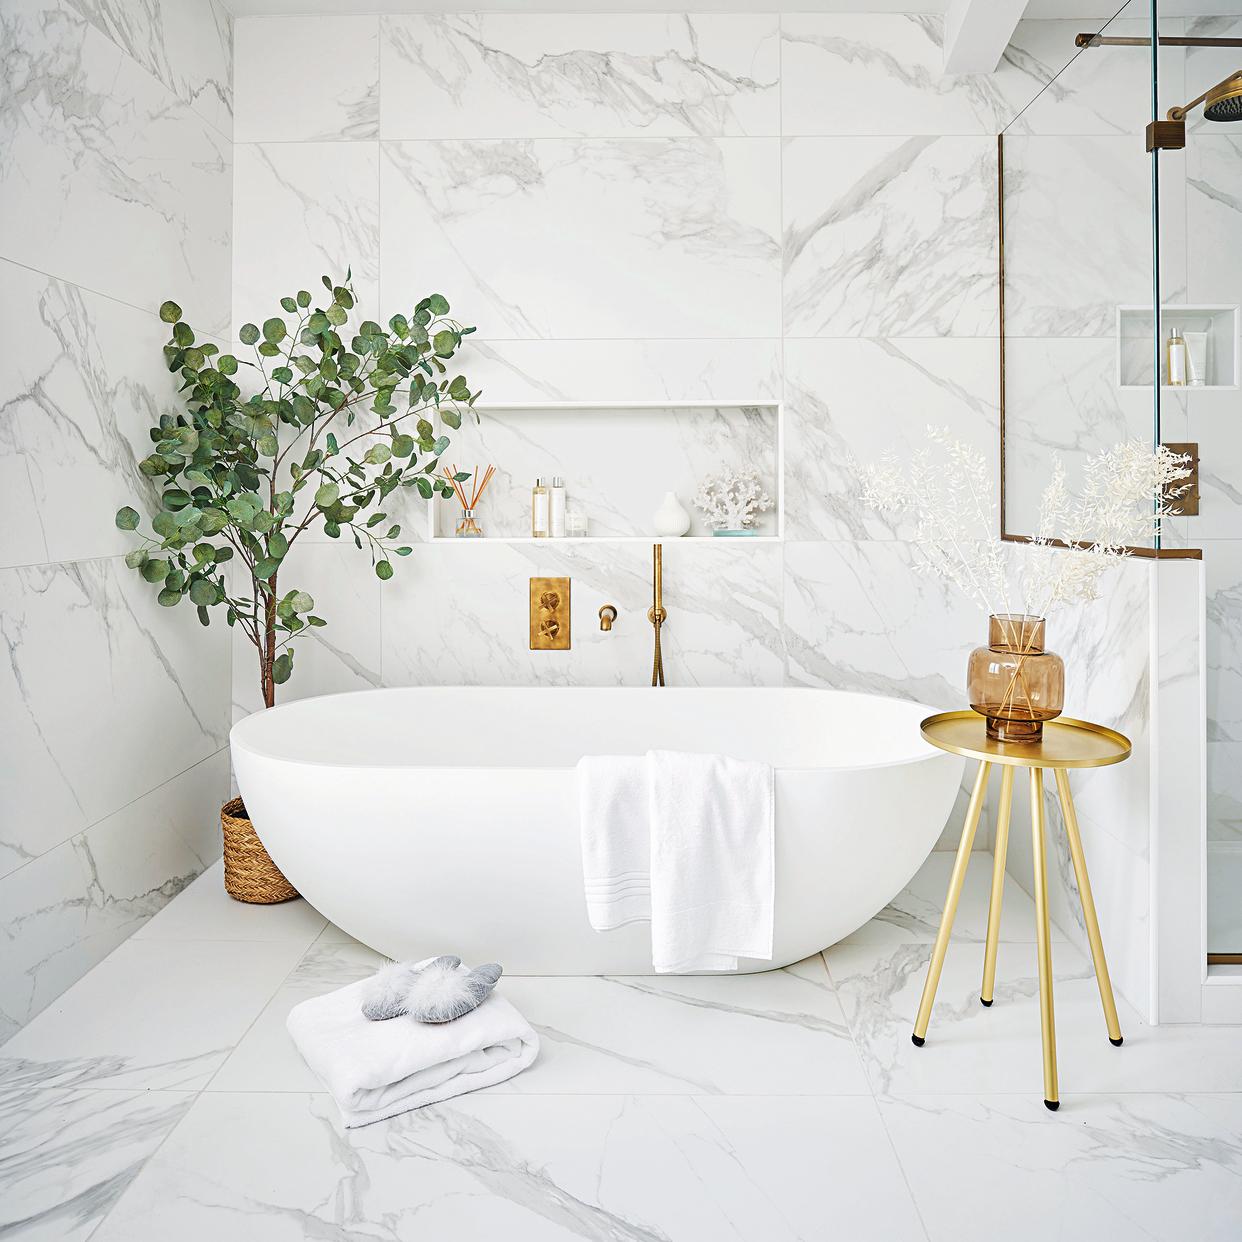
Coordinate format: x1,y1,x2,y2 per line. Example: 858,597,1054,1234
712,529,758,538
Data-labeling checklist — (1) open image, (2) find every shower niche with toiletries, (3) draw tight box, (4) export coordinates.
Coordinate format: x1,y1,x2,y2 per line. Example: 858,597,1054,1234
1116,305,1239,390
425,401,782,543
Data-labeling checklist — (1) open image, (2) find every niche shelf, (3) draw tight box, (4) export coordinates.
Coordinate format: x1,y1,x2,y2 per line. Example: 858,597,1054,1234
1117,304,1239,390
424,400,784,545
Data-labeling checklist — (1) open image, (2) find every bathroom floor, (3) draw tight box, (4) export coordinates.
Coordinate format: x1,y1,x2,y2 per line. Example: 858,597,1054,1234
4,854,1240,1242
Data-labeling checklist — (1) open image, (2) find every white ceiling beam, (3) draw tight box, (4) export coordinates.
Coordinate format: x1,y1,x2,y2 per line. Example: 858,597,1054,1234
943,0,1029,75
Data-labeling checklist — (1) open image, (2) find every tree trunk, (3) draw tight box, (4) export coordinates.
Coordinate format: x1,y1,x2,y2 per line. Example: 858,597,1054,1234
259,572,278,709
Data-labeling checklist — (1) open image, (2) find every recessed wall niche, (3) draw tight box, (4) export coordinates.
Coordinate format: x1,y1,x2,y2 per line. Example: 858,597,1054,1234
1117,305,1239,390
427,402,782,542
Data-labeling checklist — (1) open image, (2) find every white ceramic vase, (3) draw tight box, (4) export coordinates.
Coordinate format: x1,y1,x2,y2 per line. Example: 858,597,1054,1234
652,491,691,537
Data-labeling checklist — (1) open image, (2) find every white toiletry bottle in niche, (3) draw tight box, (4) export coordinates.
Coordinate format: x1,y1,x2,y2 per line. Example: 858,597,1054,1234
532,478,550,538
550,476,567,538
1166,326,1188,387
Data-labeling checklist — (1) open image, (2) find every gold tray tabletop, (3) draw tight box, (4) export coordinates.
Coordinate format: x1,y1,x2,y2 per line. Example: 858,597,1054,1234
920,710,1131,770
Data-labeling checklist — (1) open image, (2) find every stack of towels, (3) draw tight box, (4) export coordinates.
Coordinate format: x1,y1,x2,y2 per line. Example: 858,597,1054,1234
287,956,539,1128
578,749,774,972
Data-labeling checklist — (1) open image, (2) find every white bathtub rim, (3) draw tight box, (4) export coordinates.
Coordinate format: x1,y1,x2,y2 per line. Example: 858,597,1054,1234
229,685,952,775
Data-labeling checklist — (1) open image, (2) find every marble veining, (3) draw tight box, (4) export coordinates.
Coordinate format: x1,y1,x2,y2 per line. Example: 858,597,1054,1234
783,136,998,338
380,12,779,140
7,860,1241,1241
381,137,782,341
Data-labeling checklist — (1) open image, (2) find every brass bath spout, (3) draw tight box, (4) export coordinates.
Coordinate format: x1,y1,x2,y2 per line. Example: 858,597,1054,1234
648,543,666,687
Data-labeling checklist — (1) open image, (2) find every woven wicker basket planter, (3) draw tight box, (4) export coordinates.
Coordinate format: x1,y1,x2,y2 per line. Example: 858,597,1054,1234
221,797,298,904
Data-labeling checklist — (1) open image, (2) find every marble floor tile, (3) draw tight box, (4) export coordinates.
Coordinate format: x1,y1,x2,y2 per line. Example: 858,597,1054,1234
0,939,306,1093
879,1092,1242,1242
0,1081,193,1242
495,956,869,1096
842,851,1069,946
134,861,327,947
208,940,384,1093
92,1091,925,1242
826,939,1242,1099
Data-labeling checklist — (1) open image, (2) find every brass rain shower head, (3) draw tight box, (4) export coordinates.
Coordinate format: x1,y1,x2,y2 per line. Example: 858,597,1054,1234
1171,71,1242,124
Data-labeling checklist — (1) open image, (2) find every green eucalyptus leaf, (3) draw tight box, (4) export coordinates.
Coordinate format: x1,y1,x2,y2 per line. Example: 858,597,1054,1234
141,558,168,582
391,433,415,458
375,560,394,581
272,652,293,684
197,604,211,627
217,354,238,375
280,296,298,313
291,590,314,613
124,548,148,569
315,482,339,508
262,317,287,344
239,323,260,346
157,587,181,607
159,300,183,323
255,557,280,579
115,505,140,530
296,290,311,308
427,294,449,316
189,579,218,606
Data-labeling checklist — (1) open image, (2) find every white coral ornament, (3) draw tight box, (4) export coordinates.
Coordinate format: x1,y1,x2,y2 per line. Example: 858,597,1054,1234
693,468,774,531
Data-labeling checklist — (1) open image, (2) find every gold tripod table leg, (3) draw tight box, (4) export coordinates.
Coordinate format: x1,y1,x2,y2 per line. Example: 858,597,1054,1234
1029,766,1059,1110
980,765,1014,1007
912,761,991,1047
1053,768,1124,1047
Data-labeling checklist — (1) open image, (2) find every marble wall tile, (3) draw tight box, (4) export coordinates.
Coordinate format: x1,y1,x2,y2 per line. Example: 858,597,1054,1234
1000,19,1185,137
434,404,777,539
783,540,979,708
783,136,998,338
1187,390,1242,542
0,5,231,336
782,14,1008,137
0,749,225,1040
462,338,781,407
380,13,779,140
1003,337,1155,538
0,557,229,877
232,141,379,332
1001,136,1153,337
1186,136,1242,307
1206,540,1242,745
783,338,998,541
0,261,185,570
230,542,383,721
380,138,782,341
66,0,233,137
234,16,377,143
380,540,784,689
1207,840,1242,953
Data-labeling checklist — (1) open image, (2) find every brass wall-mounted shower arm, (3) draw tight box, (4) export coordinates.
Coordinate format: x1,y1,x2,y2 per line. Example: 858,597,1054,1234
1168,71,1242,123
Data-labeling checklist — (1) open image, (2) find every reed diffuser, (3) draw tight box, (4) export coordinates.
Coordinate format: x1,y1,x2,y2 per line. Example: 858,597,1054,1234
443,464,496,538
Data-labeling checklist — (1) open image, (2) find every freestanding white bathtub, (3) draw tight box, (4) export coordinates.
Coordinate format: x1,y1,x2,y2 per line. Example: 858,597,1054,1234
231,687,963,974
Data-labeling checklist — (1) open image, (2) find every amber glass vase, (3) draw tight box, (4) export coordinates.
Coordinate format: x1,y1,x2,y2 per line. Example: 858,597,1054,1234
968,614,1065,742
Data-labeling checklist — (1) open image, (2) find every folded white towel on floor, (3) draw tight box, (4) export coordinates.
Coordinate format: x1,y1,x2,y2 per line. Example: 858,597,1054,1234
286,960,539,1128
577,750,775,973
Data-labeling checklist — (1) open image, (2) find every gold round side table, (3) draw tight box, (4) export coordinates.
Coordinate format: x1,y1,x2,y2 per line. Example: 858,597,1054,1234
913,710,1132,1111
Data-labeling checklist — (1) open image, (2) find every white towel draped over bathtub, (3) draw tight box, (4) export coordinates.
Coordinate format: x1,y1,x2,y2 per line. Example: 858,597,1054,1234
286,963,539,1128
577,750,775,973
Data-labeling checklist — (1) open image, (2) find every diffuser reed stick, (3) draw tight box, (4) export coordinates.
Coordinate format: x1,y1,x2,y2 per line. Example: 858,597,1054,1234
444,464,496,538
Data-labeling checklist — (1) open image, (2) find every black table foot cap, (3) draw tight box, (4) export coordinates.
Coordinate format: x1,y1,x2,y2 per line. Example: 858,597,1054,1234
1110,1036,1124,1047
911,1034,925,1047
1044,1099,1060,1112
980,997,993,1007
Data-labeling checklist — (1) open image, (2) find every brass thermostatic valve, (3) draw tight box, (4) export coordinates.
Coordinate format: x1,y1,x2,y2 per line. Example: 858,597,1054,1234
598,604,618,631
530,577,571,650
